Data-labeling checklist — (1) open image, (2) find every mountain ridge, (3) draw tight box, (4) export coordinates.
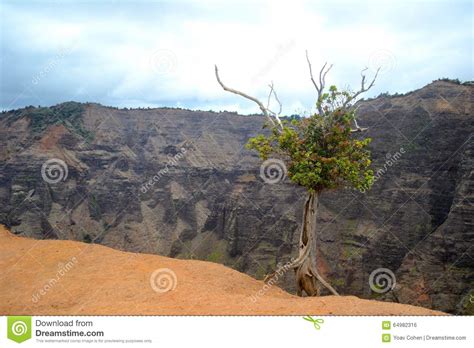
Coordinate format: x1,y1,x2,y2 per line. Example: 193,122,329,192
0,80,472,314
1,78,471,114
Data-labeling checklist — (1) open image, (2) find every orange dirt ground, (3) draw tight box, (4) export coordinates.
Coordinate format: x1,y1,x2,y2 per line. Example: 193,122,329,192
0,225,445,315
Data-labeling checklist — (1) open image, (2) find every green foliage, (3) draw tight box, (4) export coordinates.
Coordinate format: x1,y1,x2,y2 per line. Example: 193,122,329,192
281,114,302,122
436,77,461,84
88,194,101,220
434,77,474,86
83,234,92,243
6,102,93,141
206,250,224,263
247,85,374,193
460,293,474,315
333,278,346,287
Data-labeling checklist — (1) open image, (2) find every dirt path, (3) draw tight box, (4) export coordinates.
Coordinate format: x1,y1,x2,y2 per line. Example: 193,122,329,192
0,226,445,315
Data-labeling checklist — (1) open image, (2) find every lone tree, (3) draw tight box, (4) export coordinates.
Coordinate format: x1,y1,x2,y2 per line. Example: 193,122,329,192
215,51,379,297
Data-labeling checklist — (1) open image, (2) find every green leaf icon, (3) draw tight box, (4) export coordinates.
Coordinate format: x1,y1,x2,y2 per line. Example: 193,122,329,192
7,316,32,343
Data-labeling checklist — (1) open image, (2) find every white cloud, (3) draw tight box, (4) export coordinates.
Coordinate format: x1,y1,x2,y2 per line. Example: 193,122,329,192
0,0,472,112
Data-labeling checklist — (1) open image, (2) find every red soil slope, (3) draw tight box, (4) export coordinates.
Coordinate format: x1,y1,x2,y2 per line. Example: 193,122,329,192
0,226,445,315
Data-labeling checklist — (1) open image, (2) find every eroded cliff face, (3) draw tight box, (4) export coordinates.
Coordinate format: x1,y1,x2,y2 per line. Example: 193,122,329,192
0,80,472,313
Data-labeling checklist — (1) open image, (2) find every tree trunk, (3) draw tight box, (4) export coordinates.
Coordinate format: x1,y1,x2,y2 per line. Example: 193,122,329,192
293,191,339,296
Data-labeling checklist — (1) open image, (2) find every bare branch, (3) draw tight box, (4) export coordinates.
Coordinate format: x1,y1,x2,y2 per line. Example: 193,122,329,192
343,67,380,132
266,83,273,111
350,118,368,132
306,51,324,115
343,66,380,109
306,50,333,116
321,63,333,89
215,65,282,129
305,50,320,94
267,82,283,116
318,62,327,92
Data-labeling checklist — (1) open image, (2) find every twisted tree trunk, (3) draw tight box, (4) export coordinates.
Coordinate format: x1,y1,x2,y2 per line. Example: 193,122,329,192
292,191,339,296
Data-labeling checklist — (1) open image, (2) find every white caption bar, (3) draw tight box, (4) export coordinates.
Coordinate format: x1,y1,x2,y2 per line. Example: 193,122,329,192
1,316,472,347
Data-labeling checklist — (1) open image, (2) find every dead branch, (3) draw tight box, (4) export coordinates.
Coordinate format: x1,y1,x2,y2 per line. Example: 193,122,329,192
305,51,378,131
319,62,333,93
306,50,320,94
215,65,282,129
343,66,380,109
350,117,368,132
345,67,380,131
306,50,332,115
267,81,283,123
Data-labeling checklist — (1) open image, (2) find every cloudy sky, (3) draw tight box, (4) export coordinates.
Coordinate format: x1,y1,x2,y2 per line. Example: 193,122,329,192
0,0,472,114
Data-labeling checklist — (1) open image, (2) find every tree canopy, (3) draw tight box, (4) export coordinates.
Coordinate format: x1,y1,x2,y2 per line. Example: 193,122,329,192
246,85,374,193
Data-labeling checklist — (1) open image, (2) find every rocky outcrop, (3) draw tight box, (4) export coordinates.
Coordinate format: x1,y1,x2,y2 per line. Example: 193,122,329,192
0,80,472,314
